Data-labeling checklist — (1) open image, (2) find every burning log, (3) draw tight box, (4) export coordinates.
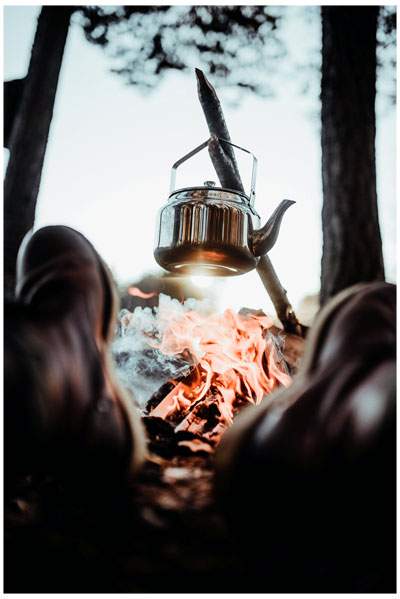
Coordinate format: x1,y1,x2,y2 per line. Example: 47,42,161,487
195,68,304,336
142,415,214,458
117,297,295,447
113,284,305,454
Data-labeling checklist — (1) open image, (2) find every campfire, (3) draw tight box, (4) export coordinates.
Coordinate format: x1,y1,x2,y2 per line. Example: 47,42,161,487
113,292,292,450
110,70,300,452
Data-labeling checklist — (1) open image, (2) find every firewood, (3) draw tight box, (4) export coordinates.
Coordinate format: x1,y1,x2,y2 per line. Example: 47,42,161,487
195,68,304,336
195,68,242,180
207,133,244,192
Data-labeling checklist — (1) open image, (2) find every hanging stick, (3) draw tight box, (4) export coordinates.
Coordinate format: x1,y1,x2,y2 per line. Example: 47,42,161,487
195,69,303,336
207,133,244,192
195,68,242,183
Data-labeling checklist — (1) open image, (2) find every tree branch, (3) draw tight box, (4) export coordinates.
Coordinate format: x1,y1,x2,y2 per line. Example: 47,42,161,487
208,134,244,192
257,255,304,335
195,68,242,181
195,68,303,335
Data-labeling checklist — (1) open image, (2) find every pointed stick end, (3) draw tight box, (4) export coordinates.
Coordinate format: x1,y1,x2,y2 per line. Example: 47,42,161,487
195,68,207,86
283,199,296,206
195,67,216,96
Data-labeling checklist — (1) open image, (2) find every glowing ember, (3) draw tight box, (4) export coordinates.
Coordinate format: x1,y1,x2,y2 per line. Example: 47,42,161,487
128,286,157,299
149,306,291,443
115,293,292,446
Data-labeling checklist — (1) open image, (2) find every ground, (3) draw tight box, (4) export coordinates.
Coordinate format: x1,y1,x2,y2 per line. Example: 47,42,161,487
5,417,243,593
5,331,304,593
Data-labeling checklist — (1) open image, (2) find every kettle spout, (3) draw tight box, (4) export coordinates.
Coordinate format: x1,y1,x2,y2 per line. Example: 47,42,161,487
251,199,295,257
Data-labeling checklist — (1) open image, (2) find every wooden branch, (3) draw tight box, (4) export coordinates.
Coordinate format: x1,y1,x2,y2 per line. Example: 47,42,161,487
195,69,303,335
195,68,241,179
257,255,304,336
208,134,244,192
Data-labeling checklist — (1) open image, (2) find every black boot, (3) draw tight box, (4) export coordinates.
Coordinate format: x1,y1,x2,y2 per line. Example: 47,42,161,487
6,225,146,491
215,282,396,592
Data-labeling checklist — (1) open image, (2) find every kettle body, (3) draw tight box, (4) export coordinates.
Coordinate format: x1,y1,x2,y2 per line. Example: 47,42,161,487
154,137,294,276
154,185,261,276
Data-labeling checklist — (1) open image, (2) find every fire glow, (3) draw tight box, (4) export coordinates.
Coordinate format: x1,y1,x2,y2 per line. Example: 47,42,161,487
115,292,292,447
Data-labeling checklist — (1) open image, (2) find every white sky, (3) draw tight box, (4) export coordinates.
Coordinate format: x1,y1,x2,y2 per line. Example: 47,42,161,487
4,6,396,315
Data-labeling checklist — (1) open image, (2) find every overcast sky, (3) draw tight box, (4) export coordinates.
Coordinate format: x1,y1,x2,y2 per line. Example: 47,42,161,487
4,6,396,315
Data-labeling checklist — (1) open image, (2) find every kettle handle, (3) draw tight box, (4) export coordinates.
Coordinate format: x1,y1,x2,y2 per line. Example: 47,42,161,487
170,137,258,204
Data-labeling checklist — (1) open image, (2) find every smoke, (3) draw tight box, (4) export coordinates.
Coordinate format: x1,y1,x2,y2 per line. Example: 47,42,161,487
112,293,213,409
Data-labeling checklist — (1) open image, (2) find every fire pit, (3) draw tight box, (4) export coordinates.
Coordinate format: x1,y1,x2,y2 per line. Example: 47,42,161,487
102,288,304,591
113,291,295,452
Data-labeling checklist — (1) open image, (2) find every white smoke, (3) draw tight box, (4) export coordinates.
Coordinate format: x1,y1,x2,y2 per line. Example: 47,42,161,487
112,294,213,409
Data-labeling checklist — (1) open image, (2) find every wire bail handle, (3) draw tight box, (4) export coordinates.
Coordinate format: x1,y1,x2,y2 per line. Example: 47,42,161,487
169,137,258,204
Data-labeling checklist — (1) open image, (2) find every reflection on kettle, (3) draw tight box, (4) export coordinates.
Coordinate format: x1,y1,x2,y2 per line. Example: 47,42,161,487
154,137,294,276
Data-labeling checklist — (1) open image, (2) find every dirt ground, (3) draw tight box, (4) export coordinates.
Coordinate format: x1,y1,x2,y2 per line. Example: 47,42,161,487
4,415,246,593
5,331,305,593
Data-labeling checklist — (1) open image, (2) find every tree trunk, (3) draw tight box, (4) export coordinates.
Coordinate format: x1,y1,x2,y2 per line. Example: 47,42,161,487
4,7,72,296
320,6,385,306
4,78,26,149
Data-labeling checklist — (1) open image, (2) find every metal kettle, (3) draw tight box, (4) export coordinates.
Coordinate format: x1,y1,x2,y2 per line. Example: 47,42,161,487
154,137,294,276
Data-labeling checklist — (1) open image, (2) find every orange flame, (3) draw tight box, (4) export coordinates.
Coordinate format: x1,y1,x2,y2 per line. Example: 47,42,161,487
128,286,157,299
149,306,292,443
